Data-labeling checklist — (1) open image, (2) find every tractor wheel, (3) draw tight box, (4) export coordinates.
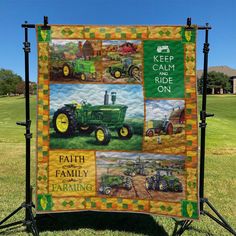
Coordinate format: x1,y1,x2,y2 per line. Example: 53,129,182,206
62,63,71,77
104,187,112,195
117,124,133,139
128,65,140,78
146,129,154,137
166,122,173,135
95,126,111,145
158,180,168,192
174,183,183,192
79,73,86,81
113,68,122,79
92,72,97,79
78,126,94,135
53,107,77,136
124,182,132,190
145,178,153,190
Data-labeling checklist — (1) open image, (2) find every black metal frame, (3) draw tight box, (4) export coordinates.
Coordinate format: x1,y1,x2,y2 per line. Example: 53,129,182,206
173,18,236,236
0,17,235,236
0,16,49,236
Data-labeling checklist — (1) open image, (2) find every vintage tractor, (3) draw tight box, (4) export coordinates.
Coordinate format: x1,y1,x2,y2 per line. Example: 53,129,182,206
52,91,133,145
145,169,183,192
146,107,185,137
108,58,140,80
99,174,132,195
146,117,173,137
62,58,96,80
124,157,149,177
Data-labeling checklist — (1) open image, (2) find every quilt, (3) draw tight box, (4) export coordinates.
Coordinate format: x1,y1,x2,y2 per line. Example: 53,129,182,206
36,25,198,219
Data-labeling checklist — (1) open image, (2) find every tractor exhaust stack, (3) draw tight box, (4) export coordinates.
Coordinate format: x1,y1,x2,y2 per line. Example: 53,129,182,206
111,92,116,105
104,91,109,105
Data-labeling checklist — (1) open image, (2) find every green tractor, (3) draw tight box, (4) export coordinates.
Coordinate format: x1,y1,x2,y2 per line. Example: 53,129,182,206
108,58,140,80
52,91,133,145
145,169,183,192
62,58,96,81
124,156,149,177
99,174,132,195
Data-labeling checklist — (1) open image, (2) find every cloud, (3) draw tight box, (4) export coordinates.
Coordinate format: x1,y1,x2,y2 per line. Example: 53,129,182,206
146,100,185,120
51,39,85,45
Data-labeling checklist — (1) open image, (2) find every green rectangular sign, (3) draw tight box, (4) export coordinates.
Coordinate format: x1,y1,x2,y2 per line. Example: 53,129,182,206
144,40,184,98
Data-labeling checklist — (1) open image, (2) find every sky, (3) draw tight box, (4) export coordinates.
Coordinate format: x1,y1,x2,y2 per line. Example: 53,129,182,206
50,84,144,118
146,100,185,121
97,151,185,160
0,0,235,82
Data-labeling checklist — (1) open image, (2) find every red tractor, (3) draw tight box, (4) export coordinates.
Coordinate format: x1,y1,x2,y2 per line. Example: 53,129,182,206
146,119,173,137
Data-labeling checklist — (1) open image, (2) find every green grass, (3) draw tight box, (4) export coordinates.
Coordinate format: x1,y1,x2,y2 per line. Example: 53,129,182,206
49,118,144,151
0,95,235,235
50,131,143,151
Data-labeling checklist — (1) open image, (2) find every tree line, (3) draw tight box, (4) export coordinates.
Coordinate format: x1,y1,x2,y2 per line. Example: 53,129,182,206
198,71,232,94
0,69,36,96
0,68,232,96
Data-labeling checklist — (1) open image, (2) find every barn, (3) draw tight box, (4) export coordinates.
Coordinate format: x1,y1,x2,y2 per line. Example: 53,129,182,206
82,41,94,59
169,107,185,125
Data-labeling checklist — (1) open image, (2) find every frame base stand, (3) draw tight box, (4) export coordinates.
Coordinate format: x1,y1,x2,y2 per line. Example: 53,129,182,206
172,198,236,235
0,202,39,236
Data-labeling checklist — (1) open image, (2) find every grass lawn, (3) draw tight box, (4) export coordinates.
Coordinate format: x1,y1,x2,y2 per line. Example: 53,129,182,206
0,95,235,235
50,131,143,151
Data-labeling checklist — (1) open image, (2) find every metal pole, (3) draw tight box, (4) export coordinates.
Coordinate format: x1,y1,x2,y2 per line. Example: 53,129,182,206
23,22,32,226
0,20,38,236
199,24,210,212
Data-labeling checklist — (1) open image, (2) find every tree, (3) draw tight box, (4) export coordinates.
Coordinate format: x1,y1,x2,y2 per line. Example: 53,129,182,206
0,80,11,95
0,69,22,95
198,71,231,94
16,81,25,94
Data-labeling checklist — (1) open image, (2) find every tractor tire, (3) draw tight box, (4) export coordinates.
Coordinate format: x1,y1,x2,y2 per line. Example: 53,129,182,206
117,124,133,139
124,177,132,190
62,63,71,77
146,129,154,137
79,73,86,81
165,122,173,135
128,65,140,78
145,178,153,190
158,180,168,192
53,107,77,136
95,126,111,145
104,187,112,195
174,183,183,192
113,68,122,79
124,182,132,190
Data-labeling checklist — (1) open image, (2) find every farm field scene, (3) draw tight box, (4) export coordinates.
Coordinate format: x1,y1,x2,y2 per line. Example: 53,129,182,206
143,132,186,154
49,84,144,151
49,40,102,83
102,40,142,84
0,95,235,235
49,39,142,84
143,100,186,155
96,152,185,201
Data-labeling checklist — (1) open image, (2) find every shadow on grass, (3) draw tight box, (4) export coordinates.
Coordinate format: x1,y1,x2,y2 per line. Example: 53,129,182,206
36,211,169,236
